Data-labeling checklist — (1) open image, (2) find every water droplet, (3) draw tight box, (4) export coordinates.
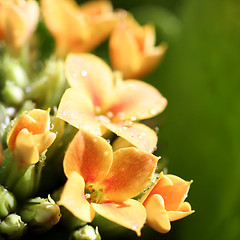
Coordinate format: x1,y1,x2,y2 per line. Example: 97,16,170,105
25,87,31,93
81,70,87,77
150,109,157,115
130,116,136,121
73,73,77,78
154,127,159,133
95,106,101,114
95,115,110,123
124,120,133,126
50,123,54,130
93,138,98,142
106,111,113,119
132,226,137,230
123,126,128,130
138,135,143,140
104,151,109,156
106,139,111,143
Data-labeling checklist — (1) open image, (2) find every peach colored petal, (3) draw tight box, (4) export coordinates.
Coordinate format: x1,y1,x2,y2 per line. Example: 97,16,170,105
144,194,170,234
109,14,141,78
63,130,113,183
141,172,172,203
105,122,158,153
168,202,194,222
57,88,104,136
101,147,159,202
138,43,167,79
75,1,117,53
7,109,51,151
31,131,56,154
14,129,39,165
41,0,88,46
59,172,95,222
65,53,113,109
107,80,167,122
146,174,192,211
0,0,39,47
92,199,146,236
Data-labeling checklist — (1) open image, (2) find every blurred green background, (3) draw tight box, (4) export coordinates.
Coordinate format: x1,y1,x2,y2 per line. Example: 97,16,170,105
110,0,240,239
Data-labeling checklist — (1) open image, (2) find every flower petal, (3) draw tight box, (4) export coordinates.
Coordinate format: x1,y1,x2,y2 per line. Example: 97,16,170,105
92,199,146,236
57,88,104,136
102,147,159,202
7,109,51,151
65,53,113,109
168,202,194,222
146,174,192,211
105,122,158,153
58,172,95,222
107,80,167,122
144,194,171,234
14,129,39,166
63,130,113,183
109,13,142,79
32,131,56,154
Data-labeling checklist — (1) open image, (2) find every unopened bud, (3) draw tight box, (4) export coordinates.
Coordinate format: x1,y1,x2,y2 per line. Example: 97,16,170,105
70,225,101,240
1,81,24,105
20,196,61,232
0,186,17,219
0,214,27,239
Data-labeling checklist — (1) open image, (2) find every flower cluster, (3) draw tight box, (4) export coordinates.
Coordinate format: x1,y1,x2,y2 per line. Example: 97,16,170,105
0,0,193,239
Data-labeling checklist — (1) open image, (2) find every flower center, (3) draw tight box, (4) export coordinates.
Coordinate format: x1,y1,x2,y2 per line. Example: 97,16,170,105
85,183,105,204
94,106,114,124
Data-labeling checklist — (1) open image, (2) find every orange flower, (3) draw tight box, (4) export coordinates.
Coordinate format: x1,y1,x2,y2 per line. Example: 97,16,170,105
7,109,56,166
57,53,167,152
0,0,39,48
41,0,117,57
109,11,167,79
141,172,194,233
59,130,159,236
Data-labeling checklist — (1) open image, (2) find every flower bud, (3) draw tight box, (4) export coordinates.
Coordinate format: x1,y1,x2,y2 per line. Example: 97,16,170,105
20,196,61,232
0,214,27,239
1,81,24,106
70,225,101,240
0,186,17,219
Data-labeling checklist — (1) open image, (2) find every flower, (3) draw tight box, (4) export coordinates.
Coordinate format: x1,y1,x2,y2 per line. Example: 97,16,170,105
7,109,56,166
0,0,39,48
59,130,159,236
141,172,194,233
109,11,167,79
41,0,117,57
57,53,167,152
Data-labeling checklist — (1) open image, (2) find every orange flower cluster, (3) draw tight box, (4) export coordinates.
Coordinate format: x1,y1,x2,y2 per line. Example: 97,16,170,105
0,0,193,237
41,0,166,78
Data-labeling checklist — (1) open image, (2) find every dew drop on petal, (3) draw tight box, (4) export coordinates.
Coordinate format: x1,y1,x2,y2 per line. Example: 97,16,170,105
130,116,136,121
150,109,157,115
132,226,137,230
154,127,159,134
124,120,133,126
81,70,87,77
73,73,77,78
93,138,98,142
106,111,113,119
106,139,111,143
138,135,143,140
95,106,102,114
123,126,128,130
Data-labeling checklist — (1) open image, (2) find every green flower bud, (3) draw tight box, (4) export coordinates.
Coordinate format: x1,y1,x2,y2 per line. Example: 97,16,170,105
0,186,17,219
0,214,27,239
1,81,24,106
12,165,36,200
20,196,61,232
70,225,101,240
26,58,66,108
